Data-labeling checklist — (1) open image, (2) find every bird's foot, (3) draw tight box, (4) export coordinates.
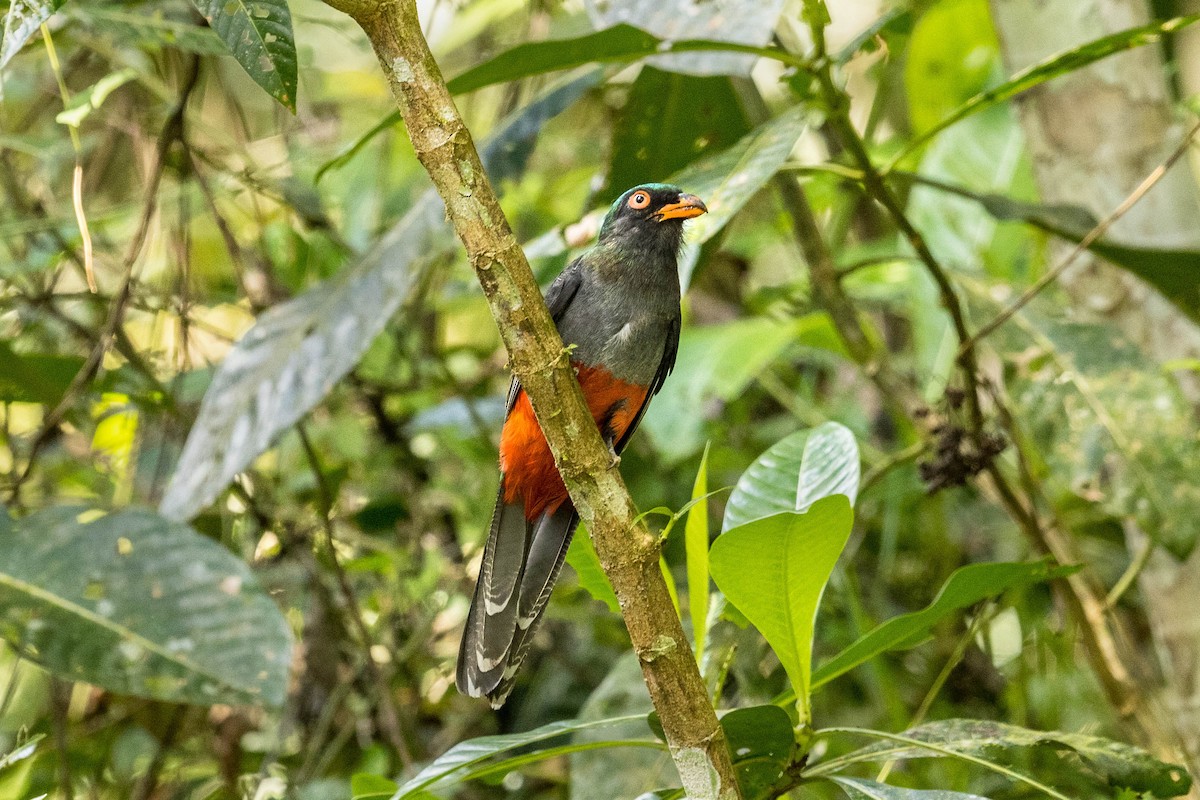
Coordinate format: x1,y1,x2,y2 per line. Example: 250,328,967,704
605,438,621,468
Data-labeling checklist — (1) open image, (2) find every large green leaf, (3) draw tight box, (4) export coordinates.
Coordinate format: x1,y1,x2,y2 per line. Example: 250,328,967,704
825,720,1192,798
0,506,292,706
0,0,65,70
892,13,1200,166
722,422,860,533
830,777,989,800
390,715,652,799
189,0,297,111
709,495,854,725
160,74,596,521
606,67,750,201
810,560,1068,690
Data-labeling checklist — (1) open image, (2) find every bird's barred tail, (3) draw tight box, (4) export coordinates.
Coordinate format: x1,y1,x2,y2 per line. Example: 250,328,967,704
455,480,578,707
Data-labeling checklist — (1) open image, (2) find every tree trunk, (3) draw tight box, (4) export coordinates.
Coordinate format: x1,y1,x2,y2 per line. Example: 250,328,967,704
989,0,1200,777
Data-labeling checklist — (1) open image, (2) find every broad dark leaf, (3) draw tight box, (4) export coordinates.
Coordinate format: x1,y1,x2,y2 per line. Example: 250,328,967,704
189,0,297,110
606,67,750,201
0,506,292,706
0,340,84,405
161,73,596,521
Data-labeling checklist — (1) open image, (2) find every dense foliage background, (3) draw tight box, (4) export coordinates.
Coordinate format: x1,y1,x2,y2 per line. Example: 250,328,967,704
1,0,1199,798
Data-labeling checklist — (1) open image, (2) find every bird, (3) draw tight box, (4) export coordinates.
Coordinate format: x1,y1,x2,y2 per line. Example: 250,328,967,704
456,183,707,707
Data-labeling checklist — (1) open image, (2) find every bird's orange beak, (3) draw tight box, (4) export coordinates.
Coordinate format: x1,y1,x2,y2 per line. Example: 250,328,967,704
654,194,708,221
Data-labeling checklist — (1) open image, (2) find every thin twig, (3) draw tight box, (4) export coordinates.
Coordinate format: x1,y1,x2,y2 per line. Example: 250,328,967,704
295,424,415,769
961,120,1200,353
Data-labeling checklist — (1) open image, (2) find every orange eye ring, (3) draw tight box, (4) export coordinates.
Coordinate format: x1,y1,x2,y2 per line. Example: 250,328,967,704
627,191,651,210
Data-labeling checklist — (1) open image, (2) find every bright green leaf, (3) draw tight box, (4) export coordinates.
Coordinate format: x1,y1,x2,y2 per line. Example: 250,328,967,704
189,0,297,111
811,560,1070,690
0,506,293,706
892,13,1200,167
352,774,400,800
722,422,859,532
685,445,710,657
566,524,619,613
709,495,854,726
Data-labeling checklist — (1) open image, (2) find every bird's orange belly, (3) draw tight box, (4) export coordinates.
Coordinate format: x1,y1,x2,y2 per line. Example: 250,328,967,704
499,363,648,520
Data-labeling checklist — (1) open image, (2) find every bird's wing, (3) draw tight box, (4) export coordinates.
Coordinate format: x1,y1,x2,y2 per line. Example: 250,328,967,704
502,260,584,413
614,313,680,453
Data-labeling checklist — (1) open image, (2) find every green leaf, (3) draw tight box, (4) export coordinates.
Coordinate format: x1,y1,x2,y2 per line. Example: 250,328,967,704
0,506,293,706
0,0,65,70
672,105,816,286
892,13,1200,167
188,0,297,111
685,445,711,657
606,67,751,201
0,340,85,406
927,179,1200,325
721,705,794,799
446,23,802,96
565,523,619,613
584,0,786,77
352,774,400,800
71,5,227,55
391,715,649,798
709,495,854,725
811,560,1069,690
827,720,1192,798
830,777,990,800
796,422,860,512
55,68,138,127
0,732,41,772
160,75,594,521
722,422,860,533
641,317,806,462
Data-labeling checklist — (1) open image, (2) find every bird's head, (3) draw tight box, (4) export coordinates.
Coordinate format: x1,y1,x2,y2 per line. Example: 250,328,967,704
598,184,708,254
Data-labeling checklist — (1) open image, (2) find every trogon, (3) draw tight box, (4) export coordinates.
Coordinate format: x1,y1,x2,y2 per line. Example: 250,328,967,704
456,184,707,707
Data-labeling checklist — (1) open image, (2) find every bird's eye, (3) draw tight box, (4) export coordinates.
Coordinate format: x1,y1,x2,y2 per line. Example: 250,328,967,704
627,191,651,210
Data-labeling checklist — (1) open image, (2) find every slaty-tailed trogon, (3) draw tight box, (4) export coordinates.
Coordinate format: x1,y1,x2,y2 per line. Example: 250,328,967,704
456,184,707,706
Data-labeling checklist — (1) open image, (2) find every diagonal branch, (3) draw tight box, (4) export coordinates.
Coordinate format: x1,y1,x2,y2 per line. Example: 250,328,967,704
322,1,741,797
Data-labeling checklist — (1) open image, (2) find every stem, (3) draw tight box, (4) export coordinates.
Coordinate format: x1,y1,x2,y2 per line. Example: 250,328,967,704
324,1,740,796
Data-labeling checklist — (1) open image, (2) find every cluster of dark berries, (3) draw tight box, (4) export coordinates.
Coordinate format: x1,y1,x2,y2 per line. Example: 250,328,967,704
916,388,1007,493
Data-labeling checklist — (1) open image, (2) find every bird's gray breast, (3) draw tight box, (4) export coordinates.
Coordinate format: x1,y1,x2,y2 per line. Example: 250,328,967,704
555,274,678,385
